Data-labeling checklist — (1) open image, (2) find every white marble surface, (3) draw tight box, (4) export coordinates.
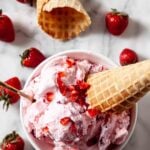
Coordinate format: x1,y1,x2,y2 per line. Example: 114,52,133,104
0,0,150,149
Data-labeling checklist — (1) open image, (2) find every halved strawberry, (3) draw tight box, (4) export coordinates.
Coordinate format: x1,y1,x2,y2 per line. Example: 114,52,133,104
60,117,72,126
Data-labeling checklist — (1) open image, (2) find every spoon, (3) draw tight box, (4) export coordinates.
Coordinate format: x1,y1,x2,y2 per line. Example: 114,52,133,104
0,81,33,102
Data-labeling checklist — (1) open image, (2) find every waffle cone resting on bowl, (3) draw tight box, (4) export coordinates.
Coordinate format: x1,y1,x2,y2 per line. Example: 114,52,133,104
37,0,91,40
87,60,150,113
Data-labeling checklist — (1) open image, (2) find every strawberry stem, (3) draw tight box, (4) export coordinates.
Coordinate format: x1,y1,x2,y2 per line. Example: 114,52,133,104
2,131,18,144
20,49,30,66
111,8,118,13
111,8,128,17
21,49,30,59
0,89,10,111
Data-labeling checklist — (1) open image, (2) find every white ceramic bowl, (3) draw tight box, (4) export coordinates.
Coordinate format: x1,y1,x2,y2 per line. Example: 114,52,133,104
20,50,137,150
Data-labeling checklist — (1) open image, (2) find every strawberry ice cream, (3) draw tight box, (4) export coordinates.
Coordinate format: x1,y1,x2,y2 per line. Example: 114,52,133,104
22,56,130,150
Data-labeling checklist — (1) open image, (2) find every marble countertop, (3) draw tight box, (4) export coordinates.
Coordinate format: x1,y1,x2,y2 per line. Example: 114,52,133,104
0,0,150,149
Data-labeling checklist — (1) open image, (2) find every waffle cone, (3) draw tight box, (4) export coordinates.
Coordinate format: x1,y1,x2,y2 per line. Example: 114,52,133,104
87,60,150,113
37,0,91,40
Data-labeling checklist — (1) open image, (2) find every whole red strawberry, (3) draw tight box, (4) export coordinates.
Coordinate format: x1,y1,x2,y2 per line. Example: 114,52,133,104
20,48,46,68
120,48,138,66
105,9,129,35
0,131,24,150
0,10,15,42
0,77,22,110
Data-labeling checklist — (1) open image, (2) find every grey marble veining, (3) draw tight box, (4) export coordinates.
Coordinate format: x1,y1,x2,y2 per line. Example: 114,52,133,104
0,0,150,149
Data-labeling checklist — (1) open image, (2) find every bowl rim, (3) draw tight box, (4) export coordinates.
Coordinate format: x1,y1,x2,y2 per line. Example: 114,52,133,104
20,49,137,150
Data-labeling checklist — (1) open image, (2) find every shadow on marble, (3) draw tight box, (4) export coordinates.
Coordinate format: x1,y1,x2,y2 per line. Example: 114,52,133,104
138,55,147,61
21,78,28,86
24,139,35,150
12,21,36,46
121,18,146,39
80,0,106,37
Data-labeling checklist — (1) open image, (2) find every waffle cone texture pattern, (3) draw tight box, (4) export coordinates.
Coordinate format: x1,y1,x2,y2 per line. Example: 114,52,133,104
37,0,91,40
87,60,150,113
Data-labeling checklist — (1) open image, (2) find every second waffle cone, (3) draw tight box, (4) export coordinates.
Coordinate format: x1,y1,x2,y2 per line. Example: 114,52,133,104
87,60,150,113
37,0,91,40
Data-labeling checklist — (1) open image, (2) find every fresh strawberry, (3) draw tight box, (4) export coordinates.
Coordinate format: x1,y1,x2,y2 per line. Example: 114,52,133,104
0,10,15,42
45,92,54,103
105,8,129,35
0,77,22,110
0,131,24,150
60,117,72,126
120,48,138,66
20,48,46,68
87,108,100,117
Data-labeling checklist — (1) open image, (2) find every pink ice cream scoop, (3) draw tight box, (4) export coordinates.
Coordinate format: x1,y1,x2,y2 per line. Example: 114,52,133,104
22,54,131,150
